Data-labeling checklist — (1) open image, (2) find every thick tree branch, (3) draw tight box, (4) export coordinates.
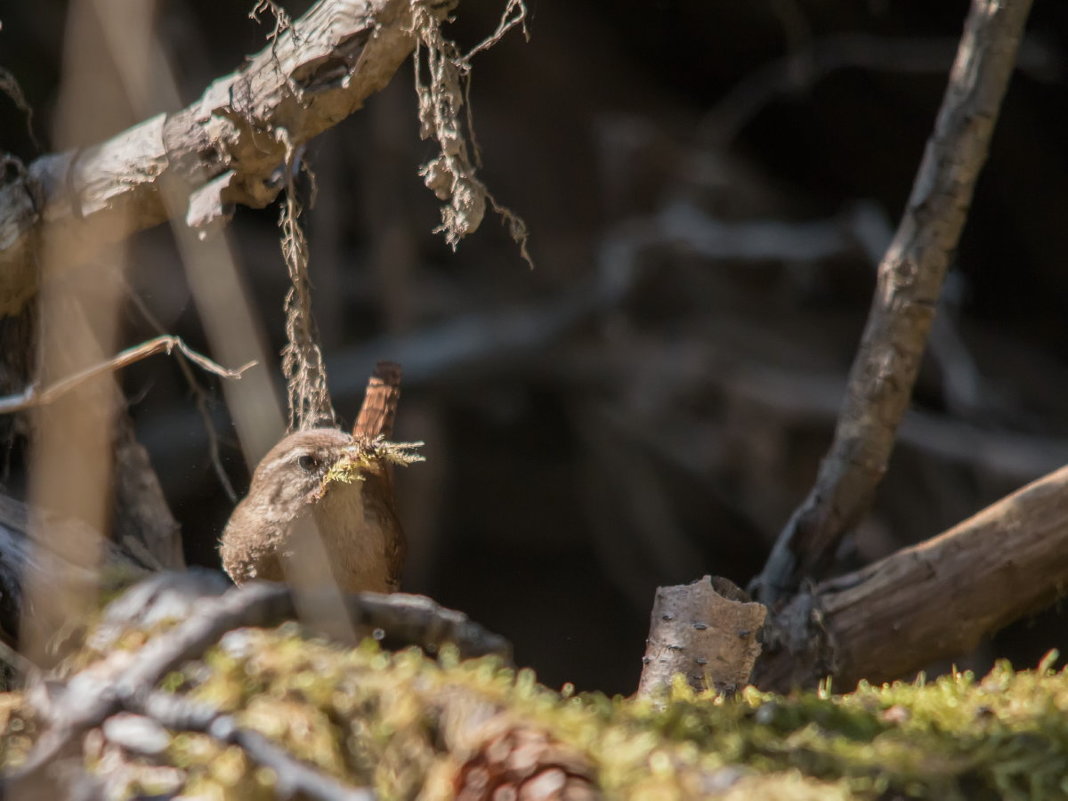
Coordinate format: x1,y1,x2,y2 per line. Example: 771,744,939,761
752,0,1035,604
753,462,1068,692
0,0,456,316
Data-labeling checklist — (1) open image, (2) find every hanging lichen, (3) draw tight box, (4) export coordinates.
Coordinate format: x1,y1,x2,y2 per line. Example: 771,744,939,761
410,0,534,266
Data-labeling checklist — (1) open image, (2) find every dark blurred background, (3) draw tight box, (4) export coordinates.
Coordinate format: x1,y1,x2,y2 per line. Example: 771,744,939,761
2,0,1068,695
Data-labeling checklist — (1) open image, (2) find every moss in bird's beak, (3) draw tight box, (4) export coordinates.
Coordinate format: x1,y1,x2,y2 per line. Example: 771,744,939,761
315,436,425,498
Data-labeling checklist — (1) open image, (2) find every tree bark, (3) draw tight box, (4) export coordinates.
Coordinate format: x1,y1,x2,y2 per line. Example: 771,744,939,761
753,462,1068,692
0,0,456,316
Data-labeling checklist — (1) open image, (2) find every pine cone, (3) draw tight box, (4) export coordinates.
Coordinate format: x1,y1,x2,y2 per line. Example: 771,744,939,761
454,726,600,801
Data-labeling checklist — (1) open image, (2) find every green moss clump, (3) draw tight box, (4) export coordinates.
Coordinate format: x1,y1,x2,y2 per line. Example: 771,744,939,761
2,621,1067,801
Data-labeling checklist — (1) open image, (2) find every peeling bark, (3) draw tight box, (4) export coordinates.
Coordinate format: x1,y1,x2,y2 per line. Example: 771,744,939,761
0,0,456,316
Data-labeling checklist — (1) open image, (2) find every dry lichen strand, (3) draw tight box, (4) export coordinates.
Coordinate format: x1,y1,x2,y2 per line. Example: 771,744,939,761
6,616,1068,800
410,0,533,265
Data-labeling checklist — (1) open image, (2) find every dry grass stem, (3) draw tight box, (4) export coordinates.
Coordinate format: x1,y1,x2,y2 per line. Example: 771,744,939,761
0,335,254,415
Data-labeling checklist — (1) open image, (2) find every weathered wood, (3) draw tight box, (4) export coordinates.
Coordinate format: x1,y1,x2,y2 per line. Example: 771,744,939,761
112,420,184,570
638,576,765,698
754,463,1068,691
0,0,456,316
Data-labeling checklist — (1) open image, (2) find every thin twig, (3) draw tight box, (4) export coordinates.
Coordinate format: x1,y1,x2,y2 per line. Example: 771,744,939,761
700,32,1056,147
0,335,255,415
460,0,529,64
0,67,40,151
751,0,1036,605
124,288,239,502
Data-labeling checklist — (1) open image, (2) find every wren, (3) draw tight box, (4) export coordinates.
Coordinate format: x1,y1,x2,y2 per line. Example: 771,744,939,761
219,428,421,594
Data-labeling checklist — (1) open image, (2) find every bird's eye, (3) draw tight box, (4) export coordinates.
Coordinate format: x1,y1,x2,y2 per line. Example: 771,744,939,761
297,454,319,472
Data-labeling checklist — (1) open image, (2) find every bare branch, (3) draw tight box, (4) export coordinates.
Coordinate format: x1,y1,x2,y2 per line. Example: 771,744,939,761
0,68,40,151
125,286,239,502
700,32,1059,147
752,0,1036,604
0,335,253,415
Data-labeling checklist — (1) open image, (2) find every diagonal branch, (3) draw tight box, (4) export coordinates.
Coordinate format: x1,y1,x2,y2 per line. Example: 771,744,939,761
0,0,457,316
0,335,252,414
752,0,1035,605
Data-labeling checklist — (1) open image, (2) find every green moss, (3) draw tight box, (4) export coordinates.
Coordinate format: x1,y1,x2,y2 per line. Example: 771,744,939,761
3,620,1068,800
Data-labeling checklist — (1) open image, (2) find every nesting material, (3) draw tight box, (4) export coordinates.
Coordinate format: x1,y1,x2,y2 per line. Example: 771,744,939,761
316,436,426,498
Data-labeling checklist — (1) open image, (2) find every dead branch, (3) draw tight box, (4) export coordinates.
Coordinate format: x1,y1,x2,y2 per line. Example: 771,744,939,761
0,334,253,414
0,0,457,316
753,462,1068,692
125,285,239,502
112,419,186,571
752,0,1036,605
700,32,1058,147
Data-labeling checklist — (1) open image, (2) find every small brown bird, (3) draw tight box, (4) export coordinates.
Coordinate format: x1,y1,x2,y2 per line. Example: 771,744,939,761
219,428,422,594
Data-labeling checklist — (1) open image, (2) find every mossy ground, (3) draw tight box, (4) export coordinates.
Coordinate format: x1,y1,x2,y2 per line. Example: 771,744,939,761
2,623,1066,800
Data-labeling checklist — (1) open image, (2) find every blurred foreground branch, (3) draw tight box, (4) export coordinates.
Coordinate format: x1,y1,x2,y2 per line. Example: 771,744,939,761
0,494,156,649
4,575,511,797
